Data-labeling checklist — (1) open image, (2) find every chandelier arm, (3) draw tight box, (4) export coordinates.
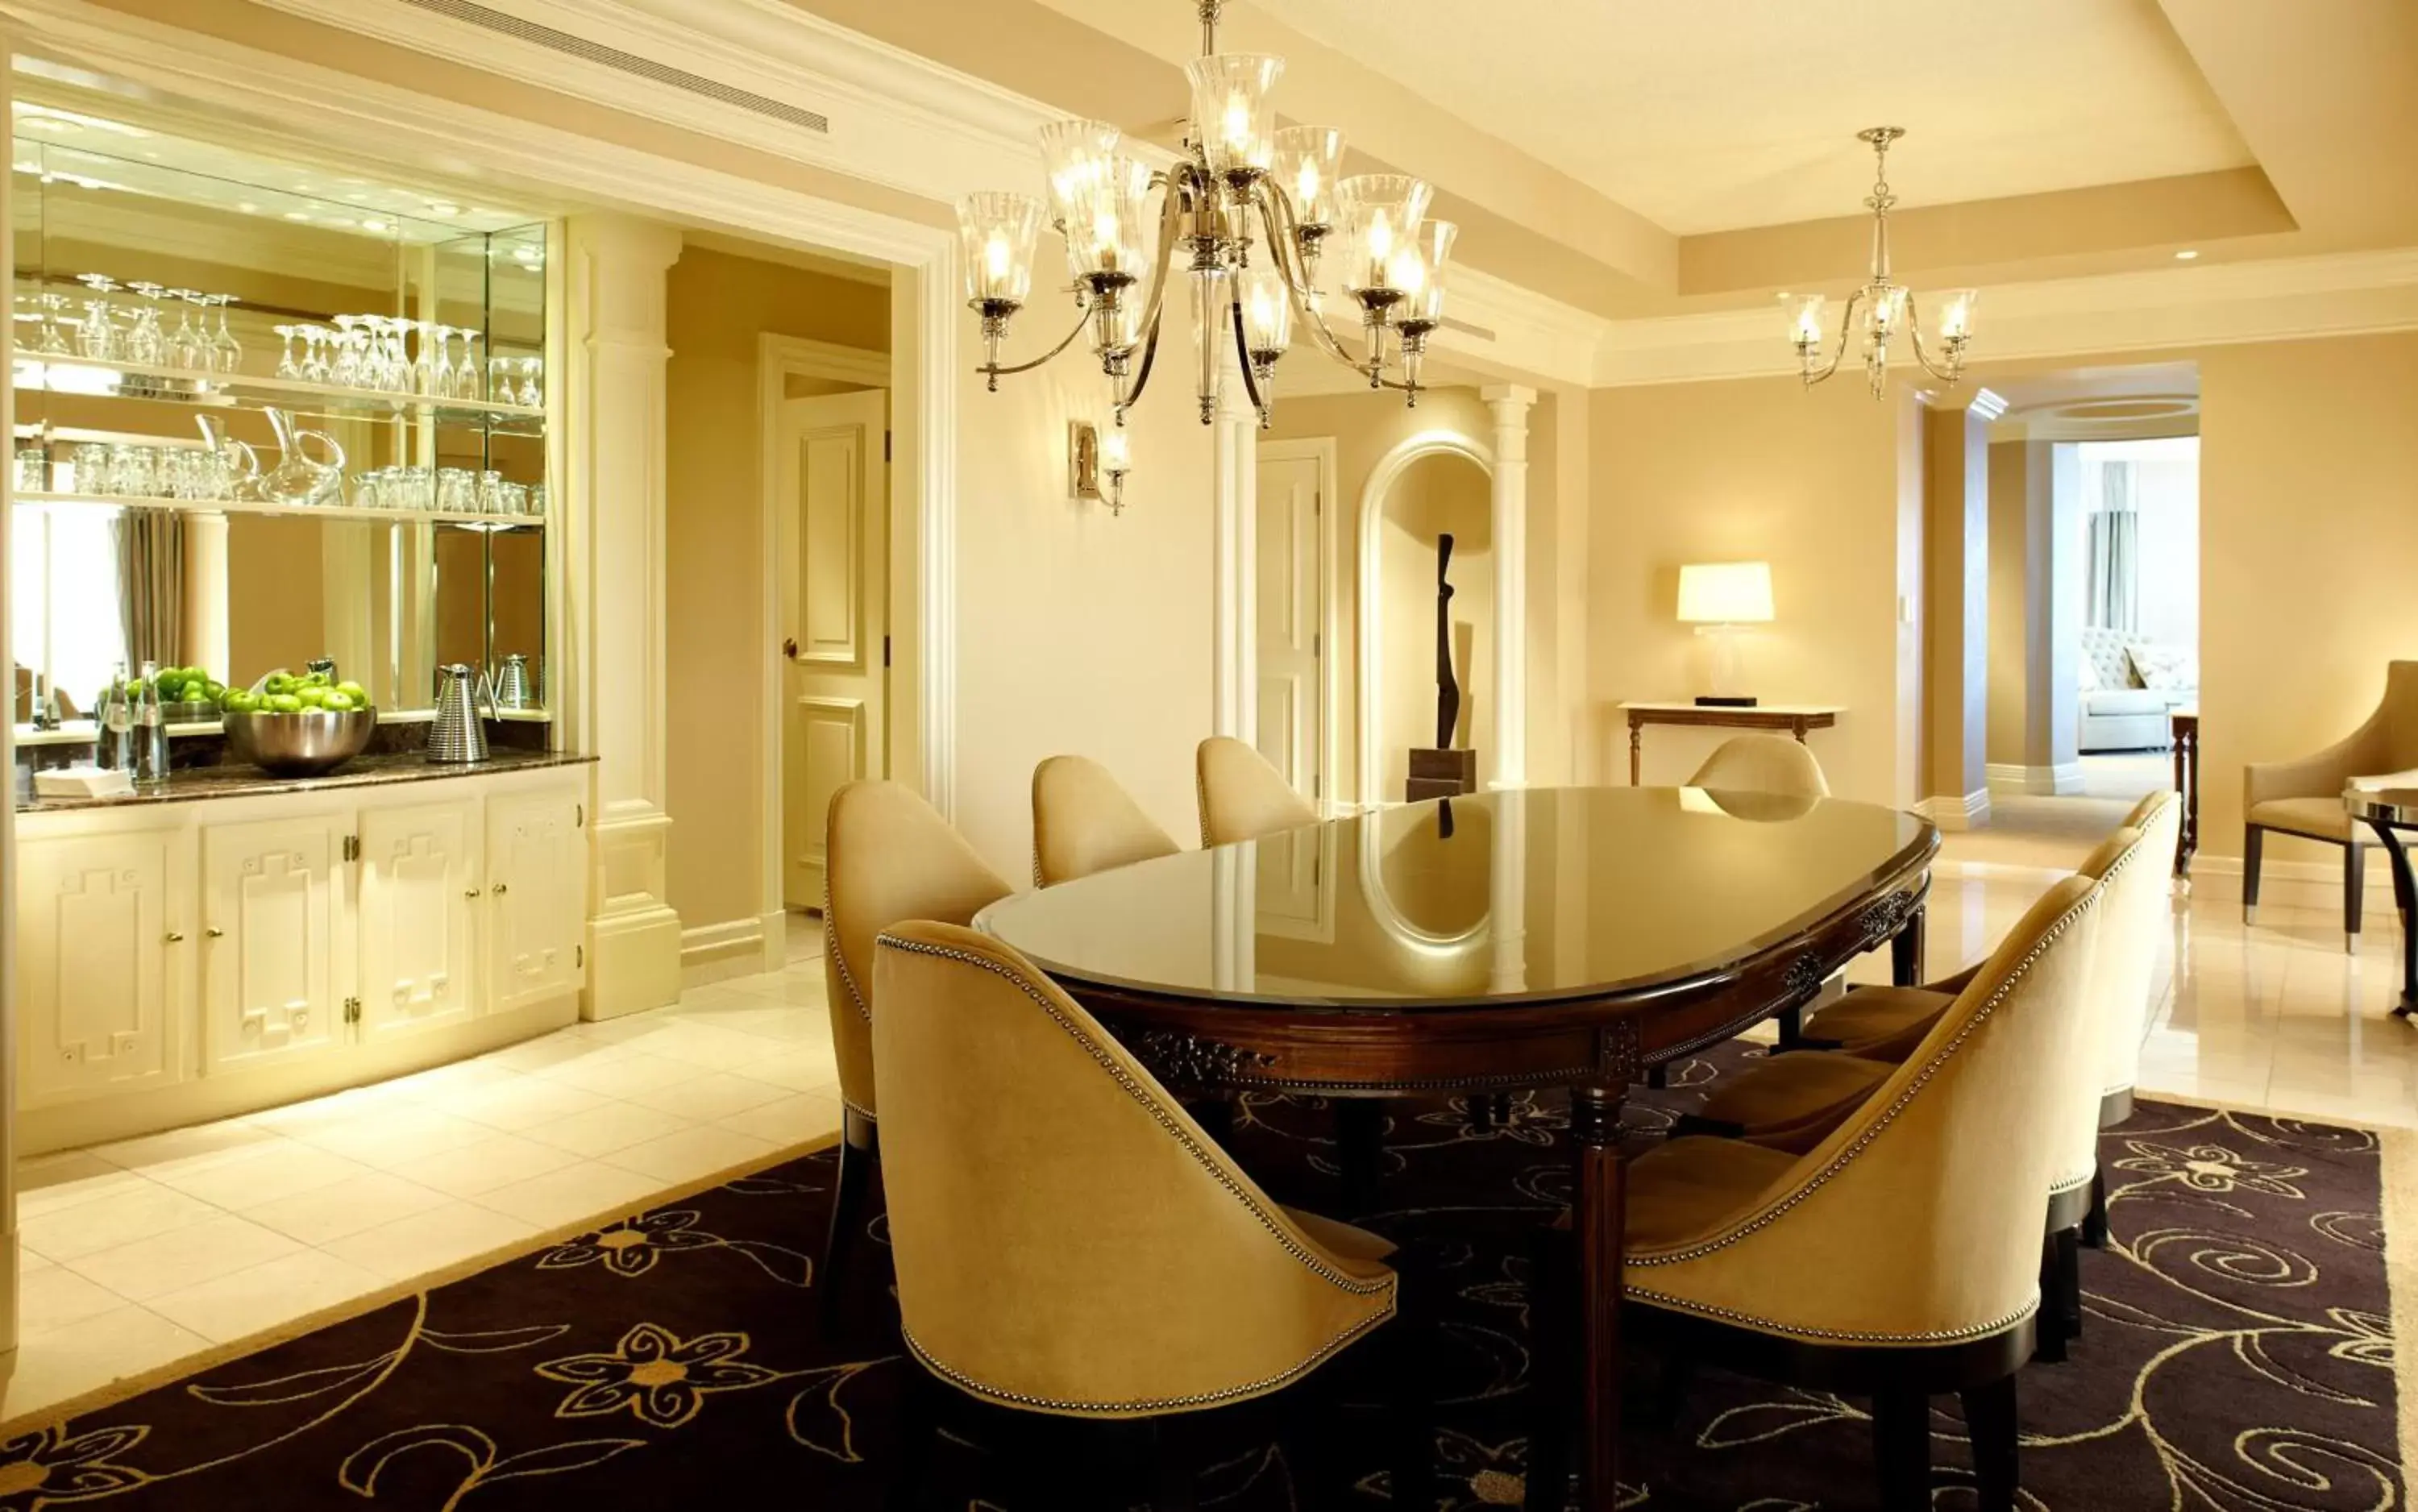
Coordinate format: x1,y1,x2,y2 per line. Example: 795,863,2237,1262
1905,315,1962,383
1099,162,1201,409
977,304,1095,379
1250,179,1382,378
1804,289,1863,385
1229,293,1268,418
1118,301,1165,418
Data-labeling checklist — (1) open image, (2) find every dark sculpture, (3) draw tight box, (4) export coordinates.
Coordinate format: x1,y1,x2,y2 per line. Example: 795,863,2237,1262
1434,532,1459,749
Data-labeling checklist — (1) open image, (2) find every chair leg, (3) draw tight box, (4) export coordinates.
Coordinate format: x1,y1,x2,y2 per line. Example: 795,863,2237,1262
1871,1389,1933,1512
1468,1092,1499,1133
1776,1003,1805,1049
2032,1233,2069,1365
1521,1226,1573,1512
1959,1374,2021,1512
819,1107,878,1333
1382,1253,1438,1512
887,1361,937,1511
1149,1415,1202,1512
2082,1166,2110,1250
2345,841,2364,953
2243,826,2264,924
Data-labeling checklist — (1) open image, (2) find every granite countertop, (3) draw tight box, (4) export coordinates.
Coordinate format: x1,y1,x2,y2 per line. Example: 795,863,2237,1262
15,749,596,814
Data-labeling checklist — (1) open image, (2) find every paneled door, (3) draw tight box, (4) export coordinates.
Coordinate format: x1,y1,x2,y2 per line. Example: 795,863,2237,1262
1255,445,1325,804
778,387,888,912
359,801,477,1038
202,817,347,1074
15,832,183,1107
486,788,587,1016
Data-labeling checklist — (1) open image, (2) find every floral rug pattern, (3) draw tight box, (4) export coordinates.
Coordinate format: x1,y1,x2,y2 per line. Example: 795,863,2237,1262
0,1050,2401,1510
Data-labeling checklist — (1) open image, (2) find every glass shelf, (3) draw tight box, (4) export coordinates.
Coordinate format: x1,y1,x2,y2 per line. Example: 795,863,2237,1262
11,351,546,425
17,489,546,529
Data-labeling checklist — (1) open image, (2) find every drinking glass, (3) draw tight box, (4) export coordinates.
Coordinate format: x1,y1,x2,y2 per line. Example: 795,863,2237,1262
209,295,243,375
123,283,168,365
455,331,484,401
438,467,475,513
516,357,542,409
165,290,206,370
35,292,73,355
15,449,49,494
73,273,120,360
69,443,110,496
330,316,365,388
274,325,301,380
477,470,505,515
109,444,157,498
301,326,332,384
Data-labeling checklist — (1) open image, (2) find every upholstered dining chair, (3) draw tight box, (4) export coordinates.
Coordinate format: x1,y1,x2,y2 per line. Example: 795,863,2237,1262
817,780,1014,1330
1196,735,1318,847
2242,660,2418,949
1687,733,1831,799
870,920,1430,1505
1031,754,1182,888
1529,873,2106,1512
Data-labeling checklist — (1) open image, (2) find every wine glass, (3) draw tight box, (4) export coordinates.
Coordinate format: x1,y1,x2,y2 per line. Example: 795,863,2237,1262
73,273,121,360
208,294,243,375
412,320,441,396
35,292,73,355
455,330,484,401
123,282,168,365
427,325,457,398
330,315,366,388
273,324,300,380
164,289,206,371
516,356,542,409
301,325,332,385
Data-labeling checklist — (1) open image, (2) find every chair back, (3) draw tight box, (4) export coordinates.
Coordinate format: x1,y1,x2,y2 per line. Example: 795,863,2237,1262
2098,793,2182,1105
871,920,1396,1417
1197,735,1318,847
1032,754,1181,887
2386,661,2418,767
1629,872,2104,1344
822,781,1014,1117
1687,734,1830,799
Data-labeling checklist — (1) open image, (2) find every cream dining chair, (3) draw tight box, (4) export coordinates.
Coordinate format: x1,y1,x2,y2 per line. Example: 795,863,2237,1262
1687,733,1833,1052
1196,735,1317,847
817,780,1014,1331
2243,660,2418,949
1529,872,2107,1512
871,920,1429,1504
1031,754,1182,888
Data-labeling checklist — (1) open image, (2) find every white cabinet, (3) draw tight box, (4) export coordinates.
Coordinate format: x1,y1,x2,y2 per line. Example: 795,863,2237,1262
15,830,186,1107
201,818,347,1074
359,801,479,1040
14,762,592,1153
487,790,584,1016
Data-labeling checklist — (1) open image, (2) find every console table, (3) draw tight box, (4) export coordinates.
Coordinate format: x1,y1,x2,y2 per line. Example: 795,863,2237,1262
2171,708,2200,878
1619,701,1843,786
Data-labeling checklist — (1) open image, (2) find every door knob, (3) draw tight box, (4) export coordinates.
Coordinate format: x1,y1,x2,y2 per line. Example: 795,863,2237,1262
465,888,483,899
206,927,226,939
782,637,799,660
492,883,509,896
164,931,185,944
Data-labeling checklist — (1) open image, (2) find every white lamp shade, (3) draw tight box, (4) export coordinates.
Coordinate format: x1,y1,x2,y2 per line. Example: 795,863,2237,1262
1676,562,1775,624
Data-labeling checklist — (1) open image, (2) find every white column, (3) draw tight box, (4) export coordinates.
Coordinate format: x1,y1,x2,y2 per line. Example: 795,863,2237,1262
1489,791,1528,995
0,39,20,1356
565,214,684,1019
1211,342,1257,743
1481,384,1536,787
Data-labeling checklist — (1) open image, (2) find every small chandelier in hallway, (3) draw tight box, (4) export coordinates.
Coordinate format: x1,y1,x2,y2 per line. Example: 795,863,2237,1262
1787,127,1977,398
953,0,1455,446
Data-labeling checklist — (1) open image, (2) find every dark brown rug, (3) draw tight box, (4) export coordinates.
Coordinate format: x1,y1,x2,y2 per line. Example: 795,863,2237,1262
1,1050,2403,1510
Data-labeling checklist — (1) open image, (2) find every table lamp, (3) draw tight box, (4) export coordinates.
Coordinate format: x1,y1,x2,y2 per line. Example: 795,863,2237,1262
1677,561,1773,707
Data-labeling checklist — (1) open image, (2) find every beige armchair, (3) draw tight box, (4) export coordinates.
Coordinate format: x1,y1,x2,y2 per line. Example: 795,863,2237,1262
1196,735,1317,847
1687,733,1831,799
2243,661,2418,948
818,780,1014,1329
1531,873,2106,1510
871,920,1426,1500
1031,754,1182,888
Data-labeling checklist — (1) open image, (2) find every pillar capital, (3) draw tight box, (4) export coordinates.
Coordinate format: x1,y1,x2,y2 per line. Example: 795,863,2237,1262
1480,382,1539,413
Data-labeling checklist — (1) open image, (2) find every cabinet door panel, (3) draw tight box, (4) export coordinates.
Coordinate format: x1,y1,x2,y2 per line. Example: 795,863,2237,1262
359,803,476,1037
17,833,180,1105
202,820,343,1074
487,789,585,1016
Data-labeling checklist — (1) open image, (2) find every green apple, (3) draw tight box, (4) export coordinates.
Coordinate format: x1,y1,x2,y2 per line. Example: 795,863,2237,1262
296,687,330,709
266,693,304,714
335,680,368,703
222,691,258,713
322,690,357,712
303,671,330,688
264,672,297,696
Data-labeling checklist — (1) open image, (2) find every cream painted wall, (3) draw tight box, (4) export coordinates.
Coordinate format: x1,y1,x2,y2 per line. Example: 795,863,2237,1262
949,311,1217,880
663,244,889,935
1378,451,1494,800
1588,377,1919,805
1922,402,1988,807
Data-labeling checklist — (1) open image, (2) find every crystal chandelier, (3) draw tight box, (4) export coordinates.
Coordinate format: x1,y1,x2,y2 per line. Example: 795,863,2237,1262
953,0,1453,455
1786,127,1978,398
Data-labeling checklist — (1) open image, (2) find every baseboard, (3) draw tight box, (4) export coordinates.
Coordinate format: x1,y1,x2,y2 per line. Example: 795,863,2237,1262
680,915,771,987
584,906,683,1020
1917,788,1992,831
2190,853,2403,923
1984,762,2085,796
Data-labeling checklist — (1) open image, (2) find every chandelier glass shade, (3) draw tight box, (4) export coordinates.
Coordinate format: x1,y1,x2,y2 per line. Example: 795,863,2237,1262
1789,127,1978,398
954,0,1456,463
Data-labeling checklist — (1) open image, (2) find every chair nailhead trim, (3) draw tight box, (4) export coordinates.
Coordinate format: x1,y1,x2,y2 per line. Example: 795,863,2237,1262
825,881,873,1025
897,1304,1393,1416
876,933,1395,1298
1624,1289,2038,1346
1634,885,2105,1269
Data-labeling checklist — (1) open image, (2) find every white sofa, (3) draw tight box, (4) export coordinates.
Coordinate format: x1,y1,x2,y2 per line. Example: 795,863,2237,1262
2079,627,2195,753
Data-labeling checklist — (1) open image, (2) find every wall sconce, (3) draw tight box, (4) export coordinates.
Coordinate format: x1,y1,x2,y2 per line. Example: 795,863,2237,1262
1069,418,1129,514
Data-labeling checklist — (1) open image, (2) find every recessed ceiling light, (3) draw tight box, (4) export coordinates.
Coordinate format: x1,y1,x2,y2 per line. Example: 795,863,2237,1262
284,211,310,222
426,201,460,217
236,201,258,214
2175,249,2200,260
362,218,390,231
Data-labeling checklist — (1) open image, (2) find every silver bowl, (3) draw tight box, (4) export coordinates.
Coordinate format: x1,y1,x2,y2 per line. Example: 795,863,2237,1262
223,708,379,777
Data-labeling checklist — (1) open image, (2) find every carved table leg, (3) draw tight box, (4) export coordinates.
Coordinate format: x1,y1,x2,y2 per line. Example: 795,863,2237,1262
1892,903,1926,987
2362,820,2417,1020
1336,1099,1386,1215
1568,1081,1628,1510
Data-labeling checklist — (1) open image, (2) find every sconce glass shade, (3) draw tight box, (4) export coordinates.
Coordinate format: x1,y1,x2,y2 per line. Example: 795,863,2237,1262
1271,124,1346,226
956,192,1041,309
1241,264,1292,357
1099,423,1131,475
1938,288,1979,343
1185,54,1284,181
1785,293,1826,350
1332,174,1432,297
1393,218,1458,324
1676,562,1776,624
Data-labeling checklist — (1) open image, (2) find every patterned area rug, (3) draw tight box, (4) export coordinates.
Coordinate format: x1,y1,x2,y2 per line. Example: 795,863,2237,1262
2,1051,2404,1510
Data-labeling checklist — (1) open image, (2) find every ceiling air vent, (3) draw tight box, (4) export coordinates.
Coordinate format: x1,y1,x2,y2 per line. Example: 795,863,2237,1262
396,0,831,135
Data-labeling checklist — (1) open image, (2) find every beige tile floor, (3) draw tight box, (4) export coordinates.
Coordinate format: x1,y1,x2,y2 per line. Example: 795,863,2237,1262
1,945,844,1424
6,850,2414,1428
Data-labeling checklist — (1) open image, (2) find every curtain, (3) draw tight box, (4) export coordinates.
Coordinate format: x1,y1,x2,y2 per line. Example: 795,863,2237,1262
2088,462,2139,633
114,508,186,671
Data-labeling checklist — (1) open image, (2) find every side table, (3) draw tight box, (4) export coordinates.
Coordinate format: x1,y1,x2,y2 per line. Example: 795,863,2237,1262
2171,708,2199,878
1618,702,1843,786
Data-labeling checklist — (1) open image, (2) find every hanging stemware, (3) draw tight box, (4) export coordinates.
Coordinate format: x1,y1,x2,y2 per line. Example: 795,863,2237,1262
123,282,168,365
35,291,73,355
73,274,121,361
456,330,484,401
164,289,206,370
209,294,243,375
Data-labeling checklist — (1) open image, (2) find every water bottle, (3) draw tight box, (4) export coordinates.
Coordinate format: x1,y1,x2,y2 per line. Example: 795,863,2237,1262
97,661,136,772
134,658,169,789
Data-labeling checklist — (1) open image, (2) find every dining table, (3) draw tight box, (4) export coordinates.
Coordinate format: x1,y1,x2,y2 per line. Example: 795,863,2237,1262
975,783,1938,1510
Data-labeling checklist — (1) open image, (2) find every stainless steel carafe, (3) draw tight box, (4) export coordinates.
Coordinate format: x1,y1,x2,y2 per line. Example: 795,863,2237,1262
493,653,534,710
427,663,496,763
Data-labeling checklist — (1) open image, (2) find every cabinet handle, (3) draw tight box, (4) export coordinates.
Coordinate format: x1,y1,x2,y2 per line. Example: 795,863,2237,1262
492,883,509,896
206,927,226,939
465,888,483,899
164,931,185,943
